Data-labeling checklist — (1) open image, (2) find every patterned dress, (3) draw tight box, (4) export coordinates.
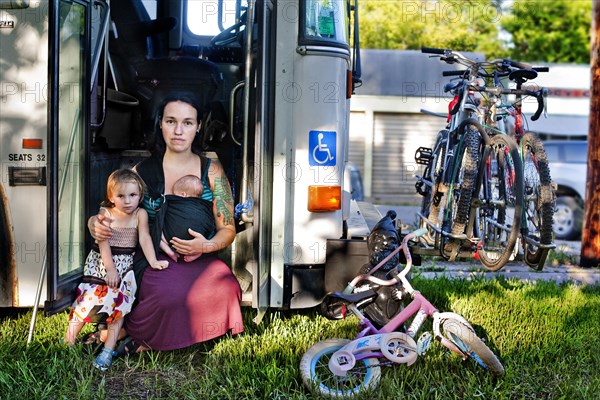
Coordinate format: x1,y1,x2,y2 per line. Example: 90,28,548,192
68,209,138,325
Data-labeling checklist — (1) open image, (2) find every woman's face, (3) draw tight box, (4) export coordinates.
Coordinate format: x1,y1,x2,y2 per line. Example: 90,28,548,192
160,101,200,153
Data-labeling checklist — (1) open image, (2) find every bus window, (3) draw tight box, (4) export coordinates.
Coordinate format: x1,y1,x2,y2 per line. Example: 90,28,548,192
302,0,349,45
57,1,86,279
187,0,247,36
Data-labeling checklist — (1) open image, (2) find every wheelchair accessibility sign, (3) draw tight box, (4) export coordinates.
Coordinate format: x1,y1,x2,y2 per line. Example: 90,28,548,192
309,130,336,166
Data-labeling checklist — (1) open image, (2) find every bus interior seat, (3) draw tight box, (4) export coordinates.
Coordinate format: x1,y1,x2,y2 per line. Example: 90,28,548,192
107,0,224,144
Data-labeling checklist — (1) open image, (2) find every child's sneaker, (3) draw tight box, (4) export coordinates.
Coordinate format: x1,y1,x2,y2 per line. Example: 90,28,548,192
94,347,117,371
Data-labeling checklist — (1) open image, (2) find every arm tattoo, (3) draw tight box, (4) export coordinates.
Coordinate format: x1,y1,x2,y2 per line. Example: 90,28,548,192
213,175,235,226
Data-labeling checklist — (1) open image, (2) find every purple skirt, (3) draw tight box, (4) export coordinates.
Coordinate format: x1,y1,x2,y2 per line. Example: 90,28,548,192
125,254,243,350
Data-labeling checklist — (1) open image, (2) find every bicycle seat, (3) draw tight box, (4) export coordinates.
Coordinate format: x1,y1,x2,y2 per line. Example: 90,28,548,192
325,289,377,304
509,68,537,82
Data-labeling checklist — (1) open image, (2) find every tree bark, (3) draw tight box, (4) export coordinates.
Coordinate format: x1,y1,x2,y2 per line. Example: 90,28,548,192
581,0,600,267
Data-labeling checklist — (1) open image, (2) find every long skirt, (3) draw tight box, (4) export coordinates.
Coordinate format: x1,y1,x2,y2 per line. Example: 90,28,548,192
125,254,243,350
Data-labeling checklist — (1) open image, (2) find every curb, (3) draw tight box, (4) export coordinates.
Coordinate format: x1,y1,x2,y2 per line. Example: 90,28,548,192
414,262,600,285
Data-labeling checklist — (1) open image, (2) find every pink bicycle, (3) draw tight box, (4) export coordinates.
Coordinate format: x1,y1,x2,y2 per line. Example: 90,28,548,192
300,228,504,398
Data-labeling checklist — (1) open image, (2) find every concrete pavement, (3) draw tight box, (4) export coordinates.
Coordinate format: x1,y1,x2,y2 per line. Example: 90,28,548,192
413,262,600,285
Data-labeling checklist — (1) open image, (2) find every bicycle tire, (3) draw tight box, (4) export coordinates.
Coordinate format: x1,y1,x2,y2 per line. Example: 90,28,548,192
441,318,505,376
420,130,448,242
449,127,480,236
440,127,480,260
476,134,523,271
300,339,381,398
520,133,555,267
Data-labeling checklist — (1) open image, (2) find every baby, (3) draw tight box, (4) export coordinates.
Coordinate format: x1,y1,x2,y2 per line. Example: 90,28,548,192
159,175,206,262
172,174,204,198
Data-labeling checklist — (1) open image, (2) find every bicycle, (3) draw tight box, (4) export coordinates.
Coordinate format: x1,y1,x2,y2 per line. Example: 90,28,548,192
301,227,504,398
415,47,525,271
432,49,555,270
482,63,556,270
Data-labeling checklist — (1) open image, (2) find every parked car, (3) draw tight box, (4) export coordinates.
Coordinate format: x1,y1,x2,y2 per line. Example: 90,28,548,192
544,140,587,240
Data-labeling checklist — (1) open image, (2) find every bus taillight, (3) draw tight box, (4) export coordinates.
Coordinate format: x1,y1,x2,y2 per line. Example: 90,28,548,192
308,186,341,212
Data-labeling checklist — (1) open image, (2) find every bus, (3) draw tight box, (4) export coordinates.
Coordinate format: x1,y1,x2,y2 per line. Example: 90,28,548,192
0,0,374,320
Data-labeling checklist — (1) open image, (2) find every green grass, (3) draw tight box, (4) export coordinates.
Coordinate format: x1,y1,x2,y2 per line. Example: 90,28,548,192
2,276,600,399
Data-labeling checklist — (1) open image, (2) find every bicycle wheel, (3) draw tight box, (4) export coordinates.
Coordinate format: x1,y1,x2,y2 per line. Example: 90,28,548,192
476,134,523,271
449,127,480,236
440,318,504,375
520,133,555,268
300,339,381,398
441,127,480,260
419,130,448,243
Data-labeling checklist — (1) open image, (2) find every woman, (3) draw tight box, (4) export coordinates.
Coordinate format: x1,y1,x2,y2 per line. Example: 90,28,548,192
89,92,243,352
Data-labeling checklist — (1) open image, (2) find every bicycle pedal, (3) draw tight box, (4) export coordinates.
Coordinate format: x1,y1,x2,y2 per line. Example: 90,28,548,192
415,147,433,165
417,332,432,355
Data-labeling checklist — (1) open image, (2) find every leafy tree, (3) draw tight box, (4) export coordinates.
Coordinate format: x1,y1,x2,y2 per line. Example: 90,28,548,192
501,0,591,63
359,0,506,57
358,0,591,63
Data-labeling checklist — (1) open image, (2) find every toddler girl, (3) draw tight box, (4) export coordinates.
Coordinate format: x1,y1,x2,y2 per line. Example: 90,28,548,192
64,168,168,370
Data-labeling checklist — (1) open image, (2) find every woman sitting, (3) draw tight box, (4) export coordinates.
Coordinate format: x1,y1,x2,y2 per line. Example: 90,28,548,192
89,92,244,353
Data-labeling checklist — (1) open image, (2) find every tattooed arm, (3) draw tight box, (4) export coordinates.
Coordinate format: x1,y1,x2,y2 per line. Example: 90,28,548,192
169,158,236,258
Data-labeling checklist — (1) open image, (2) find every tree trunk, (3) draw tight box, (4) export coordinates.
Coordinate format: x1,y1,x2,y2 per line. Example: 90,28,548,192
581,0,600,267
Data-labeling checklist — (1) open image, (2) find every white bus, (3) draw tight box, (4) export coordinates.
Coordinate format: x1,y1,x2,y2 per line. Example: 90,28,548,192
0,0,376,317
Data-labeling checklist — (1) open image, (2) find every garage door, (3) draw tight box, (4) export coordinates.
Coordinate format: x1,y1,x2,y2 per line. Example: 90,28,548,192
372,112,441,203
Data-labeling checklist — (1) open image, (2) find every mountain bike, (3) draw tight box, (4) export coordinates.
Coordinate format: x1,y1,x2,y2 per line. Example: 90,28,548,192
301,227,504,398
483,63,555,270
416,47,525,271
437,51,555,270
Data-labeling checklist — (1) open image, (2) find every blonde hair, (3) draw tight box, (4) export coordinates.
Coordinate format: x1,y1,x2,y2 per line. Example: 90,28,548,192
100,168,146,208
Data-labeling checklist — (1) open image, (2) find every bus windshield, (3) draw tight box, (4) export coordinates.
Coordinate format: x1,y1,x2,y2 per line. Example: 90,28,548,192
302,0,349,45
187,0,248,36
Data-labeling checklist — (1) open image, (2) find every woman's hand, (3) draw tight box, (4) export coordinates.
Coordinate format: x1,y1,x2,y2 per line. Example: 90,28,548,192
89,214,113,241
170,228,218,258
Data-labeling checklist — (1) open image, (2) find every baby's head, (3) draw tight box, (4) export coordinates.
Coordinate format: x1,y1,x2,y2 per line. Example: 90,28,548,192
173,175,204,198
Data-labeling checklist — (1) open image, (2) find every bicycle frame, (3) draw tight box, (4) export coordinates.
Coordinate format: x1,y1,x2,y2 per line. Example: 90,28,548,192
301,226,505,396
330,230,475,368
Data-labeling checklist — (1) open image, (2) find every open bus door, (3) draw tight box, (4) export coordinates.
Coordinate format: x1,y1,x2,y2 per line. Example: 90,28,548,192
43,0,110,316
45,0,111,316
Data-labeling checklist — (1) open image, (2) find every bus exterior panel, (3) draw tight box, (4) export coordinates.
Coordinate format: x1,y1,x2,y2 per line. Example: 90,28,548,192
269,0,352,309
0,2,49,307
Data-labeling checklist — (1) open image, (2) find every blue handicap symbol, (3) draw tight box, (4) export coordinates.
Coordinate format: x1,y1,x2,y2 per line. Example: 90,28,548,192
309,130,336,166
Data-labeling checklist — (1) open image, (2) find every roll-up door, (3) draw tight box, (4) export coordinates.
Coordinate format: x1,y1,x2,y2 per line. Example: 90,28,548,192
372,113,441,203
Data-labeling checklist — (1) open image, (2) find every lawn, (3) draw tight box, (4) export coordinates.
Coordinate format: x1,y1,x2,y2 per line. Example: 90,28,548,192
1,275,599,399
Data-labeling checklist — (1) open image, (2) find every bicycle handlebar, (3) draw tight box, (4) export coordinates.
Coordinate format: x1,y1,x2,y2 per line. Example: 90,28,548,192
442,70,467,77
421,46,447,55
345,228,429,292
473,85,547,121
507,59,531,69
532,88,548,121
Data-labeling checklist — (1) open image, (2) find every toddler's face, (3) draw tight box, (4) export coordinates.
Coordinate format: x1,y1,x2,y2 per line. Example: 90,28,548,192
110,181,141,214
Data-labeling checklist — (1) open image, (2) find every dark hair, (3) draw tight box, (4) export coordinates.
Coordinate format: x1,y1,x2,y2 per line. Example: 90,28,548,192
152,92,205,155
101,168,147,208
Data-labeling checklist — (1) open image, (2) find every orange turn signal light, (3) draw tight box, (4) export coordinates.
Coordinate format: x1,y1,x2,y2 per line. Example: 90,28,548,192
308,185,341,212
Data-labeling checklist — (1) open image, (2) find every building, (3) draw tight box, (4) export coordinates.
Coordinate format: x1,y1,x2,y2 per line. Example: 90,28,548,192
349,49,590,205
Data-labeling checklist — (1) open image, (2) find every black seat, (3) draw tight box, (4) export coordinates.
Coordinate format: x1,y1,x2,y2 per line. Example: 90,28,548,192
107,0,222,140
